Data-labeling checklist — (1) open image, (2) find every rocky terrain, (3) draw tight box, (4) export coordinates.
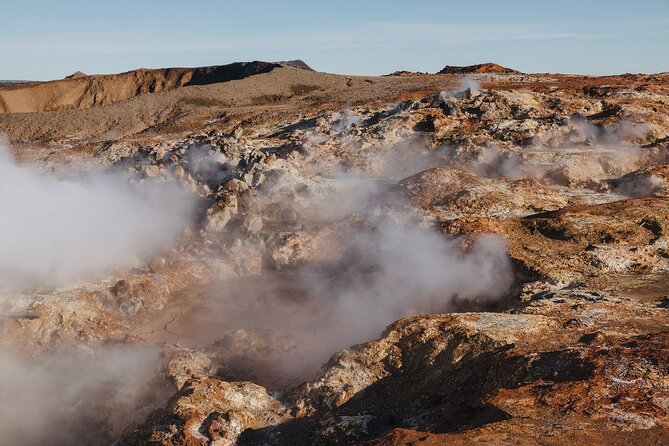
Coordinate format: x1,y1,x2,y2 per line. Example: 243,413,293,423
0,62,668,445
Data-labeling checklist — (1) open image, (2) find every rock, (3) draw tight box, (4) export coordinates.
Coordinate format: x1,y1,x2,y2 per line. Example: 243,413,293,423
125,308,669,443
242,172,254,186
148,257,168,274
162,345,212,389
120,377,291,446
293,313,554,417
315,116,330,132
111,275,168,316
205,202,233,233
237,180,250,191
222,179,240,192
65,70,88,79
267,232,315,271
243,215,263,234
398,166,569,220
144,164,161,178
466,87,481,99
437,63,520,75
399,168,482,208
173,165,186,177
252,172,266,187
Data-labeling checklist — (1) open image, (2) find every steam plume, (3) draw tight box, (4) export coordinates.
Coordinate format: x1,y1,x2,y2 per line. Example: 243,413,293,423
0,346,161,446
0,143,196,290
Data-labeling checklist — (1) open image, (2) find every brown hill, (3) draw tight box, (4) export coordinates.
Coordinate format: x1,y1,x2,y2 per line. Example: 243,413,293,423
0,80,36,88
438,62,520,74
276,59,314,71
65,71,87,79
0,61,283,114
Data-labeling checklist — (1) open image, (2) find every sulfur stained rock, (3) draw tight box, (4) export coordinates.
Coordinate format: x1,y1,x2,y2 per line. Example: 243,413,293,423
120,303,669,444
243,215,263,234
120,377,291,446
293,312,555,417
162,344,213,390
266,231,315,271
205,203,233,233
111,274,169,316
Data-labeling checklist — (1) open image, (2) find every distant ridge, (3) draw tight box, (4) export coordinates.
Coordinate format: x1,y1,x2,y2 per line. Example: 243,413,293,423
0,80,36,88
277,60,314,71
65,71,88,79
0,60,313,114
385,63,521,77
384,70,429,77
437,63,520,74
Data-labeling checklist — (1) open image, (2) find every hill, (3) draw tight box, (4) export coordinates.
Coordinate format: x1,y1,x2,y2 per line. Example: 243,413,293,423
0,61,304,114
438,62,520,74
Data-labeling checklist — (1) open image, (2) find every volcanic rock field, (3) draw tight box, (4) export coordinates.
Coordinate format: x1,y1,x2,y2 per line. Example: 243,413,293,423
0,61,668,445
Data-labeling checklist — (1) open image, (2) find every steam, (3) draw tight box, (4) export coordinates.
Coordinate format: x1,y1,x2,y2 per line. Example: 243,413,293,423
0,346,162,446
300,226,511,345
0,143,194,444
183,99,652,387
0,143,196,290
465,117,646,188
611,173,665,198
434,78,652,193
155,101,519,387
440,77,481,100
169,162,513,387
192,226,511,388
185,143,237,185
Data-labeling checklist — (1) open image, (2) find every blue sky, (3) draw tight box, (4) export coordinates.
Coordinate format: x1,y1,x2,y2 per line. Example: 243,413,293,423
1,0,668,80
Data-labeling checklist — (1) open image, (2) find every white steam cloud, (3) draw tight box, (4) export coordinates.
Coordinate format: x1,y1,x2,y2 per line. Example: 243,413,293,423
465,118,646,188
301,225,512,346
190,225,512,388
170,165,513,387
0,346,161,446
440,77,481,100
0,143,196,290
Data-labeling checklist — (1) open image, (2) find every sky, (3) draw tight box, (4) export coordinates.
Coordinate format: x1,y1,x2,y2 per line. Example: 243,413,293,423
1,0,668,80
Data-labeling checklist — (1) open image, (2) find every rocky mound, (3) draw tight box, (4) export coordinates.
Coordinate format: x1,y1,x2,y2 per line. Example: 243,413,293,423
277,60,315,71
65,70,87,79
385,70,430,77
438,63,520,75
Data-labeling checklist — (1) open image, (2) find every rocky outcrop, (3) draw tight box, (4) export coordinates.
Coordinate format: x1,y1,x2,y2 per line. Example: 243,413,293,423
443,197,669,283
438,63,520,75
65,70,87,79
121,377,291,446
119,306,669,445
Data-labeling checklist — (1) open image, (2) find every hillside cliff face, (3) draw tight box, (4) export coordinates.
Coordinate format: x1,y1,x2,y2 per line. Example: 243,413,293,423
0,61,285,113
